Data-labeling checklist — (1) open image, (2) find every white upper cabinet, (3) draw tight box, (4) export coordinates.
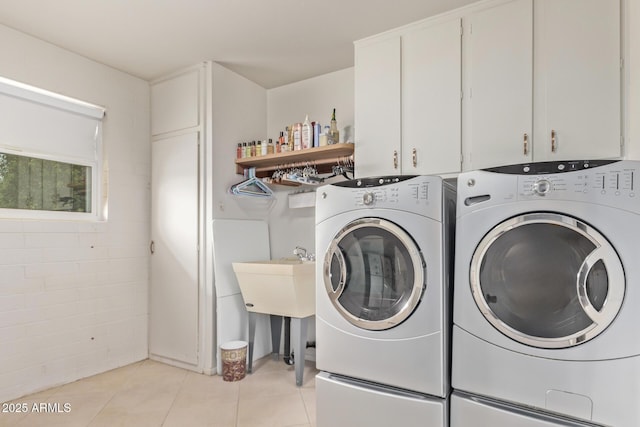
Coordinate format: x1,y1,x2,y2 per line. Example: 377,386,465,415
354,35,401,178
151,68,201,136
355,18,462,178
464,0,621,170
403,18,462,175
463,0,533,170
356,0,622,174
533,0,621,161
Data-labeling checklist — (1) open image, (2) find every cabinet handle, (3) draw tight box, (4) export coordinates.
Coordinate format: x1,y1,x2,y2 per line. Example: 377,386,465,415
150,240,155,255
523,133,529,155
412,148,417,167
551,129,557,153
393,150,398,169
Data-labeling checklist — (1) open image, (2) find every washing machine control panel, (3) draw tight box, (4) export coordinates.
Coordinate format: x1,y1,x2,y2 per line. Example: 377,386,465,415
515,161,640,206
352,180,430,208
317,175,445,222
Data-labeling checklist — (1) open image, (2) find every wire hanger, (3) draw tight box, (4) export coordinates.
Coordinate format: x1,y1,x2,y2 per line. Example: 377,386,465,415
229,167,273,198
326,156,353,180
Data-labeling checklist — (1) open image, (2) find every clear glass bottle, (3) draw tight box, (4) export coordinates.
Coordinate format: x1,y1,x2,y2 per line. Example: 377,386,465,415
329,108,339,144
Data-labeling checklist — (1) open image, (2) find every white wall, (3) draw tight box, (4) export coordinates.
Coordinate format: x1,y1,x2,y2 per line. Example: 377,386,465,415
0,25,150,402
207,62,273,373
211,63,269,222
266,67,354,259
264,68,355,355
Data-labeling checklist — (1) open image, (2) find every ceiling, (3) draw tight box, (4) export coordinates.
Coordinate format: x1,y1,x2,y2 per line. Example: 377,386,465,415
0,0,479,89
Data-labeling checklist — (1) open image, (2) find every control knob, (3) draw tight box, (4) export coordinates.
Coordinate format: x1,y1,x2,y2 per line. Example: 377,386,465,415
533,179,551,195
363,192,375,206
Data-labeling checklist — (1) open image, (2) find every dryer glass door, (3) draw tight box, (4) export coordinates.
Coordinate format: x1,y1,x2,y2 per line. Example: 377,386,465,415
324,218,425,331
471,213,625,348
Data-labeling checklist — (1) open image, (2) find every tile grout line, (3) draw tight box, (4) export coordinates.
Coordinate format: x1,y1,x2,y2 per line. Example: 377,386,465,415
299,387,312,426
87,360,147,427
159,368,191,427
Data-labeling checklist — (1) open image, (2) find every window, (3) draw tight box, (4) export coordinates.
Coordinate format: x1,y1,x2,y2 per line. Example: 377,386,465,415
0,76,105,219
0,152,92,212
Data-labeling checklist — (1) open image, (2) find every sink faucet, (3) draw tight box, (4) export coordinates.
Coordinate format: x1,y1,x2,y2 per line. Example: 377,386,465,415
293,246,314,261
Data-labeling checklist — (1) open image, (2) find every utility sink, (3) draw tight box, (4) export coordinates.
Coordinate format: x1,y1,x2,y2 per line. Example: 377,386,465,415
232,258,315,318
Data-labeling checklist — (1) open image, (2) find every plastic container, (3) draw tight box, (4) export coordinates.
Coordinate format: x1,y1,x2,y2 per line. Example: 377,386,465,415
220,340,248,382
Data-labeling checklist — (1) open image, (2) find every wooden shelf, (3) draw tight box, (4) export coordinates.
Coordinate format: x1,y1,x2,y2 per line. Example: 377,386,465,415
235,143,354,178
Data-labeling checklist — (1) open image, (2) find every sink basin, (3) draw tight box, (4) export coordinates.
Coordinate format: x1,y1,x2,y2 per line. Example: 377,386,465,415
232,259,315,318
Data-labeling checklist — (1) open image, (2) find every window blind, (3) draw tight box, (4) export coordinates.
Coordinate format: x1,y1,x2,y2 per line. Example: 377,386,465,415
0,76,105,163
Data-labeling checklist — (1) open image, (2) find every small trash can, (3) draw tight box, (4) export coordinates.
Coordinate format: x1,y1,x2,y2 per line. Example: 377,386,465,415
220,340,248,382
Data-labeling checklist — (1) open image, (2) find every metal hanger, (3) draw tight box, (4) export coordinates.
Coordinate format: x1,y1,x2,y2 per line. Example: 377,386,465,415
230,167,273,197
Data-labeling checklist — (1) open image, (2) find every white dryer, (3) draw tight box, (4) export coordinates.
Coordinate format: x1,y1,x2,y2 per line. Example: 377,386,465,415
452,160,640,427
315,175,455,426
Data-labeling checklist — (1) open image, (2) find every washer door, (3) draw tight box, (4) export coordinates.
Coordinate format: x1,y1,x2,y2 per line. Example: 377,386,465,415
324,218,425,331
471,212,625,348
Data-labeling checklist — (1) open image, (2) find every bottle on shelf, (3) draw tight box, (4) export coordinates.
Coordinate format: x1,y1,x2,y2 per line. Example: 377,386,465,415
302,115,312,149
287,126,294,152
321,126,330,146
277,131,283,153
328,108,339,144
293,122,302,151
313,122,321,147
237,143,243,159
267,138,274,155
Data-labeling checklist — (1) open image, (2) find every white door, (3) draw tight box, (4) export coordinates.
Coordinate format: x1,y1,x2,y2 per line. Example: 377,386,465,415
402,18,462,175
463,0,533,170
534,0,621,161
354,35,401,178
150,132,199,365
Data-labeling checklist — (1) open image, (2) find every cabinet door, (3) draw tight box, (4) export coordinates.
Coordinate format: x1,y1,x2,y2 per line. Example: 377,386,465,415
463,0,533,170
354,36,401,178
534,0,621,161
150,132,199,365
402,18,462,175
151,68,200,136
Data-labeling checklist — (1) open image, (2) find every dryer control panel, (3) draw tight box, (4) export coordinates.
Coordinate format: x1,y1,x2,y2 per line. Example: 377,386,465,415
458,160,640,216
513,161,640,210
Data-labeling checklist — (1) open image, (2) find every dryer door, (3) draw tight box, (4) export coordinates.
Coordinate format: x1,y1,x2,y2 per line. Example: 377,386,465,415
324,218,425,331
471,212,625,348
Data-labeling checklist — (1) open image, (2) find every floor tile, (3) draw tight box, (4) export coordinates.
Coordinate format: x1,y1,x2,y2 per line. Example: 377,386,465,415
237,391,310,427
0,356,319,427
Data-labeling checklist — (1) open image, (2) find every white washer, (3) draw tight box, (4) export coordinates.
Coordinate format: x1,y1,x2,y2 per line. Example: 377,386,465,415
453,160,640,427
315,175,455,426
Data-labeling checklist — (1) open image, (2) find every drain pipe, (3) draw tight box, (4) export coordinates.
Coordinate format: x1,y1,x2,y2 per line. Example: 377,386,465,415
283,317,294,365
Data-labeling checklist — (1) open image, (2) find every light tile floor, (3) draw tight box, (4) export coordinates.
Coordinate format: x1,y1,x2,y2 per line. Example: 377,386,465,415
1,356,318,427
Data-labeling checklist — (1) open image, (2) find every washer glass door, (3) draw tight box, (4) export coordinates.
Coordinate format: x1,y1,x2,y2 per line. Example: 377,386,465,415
471,212,625,348
324,218,425,331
